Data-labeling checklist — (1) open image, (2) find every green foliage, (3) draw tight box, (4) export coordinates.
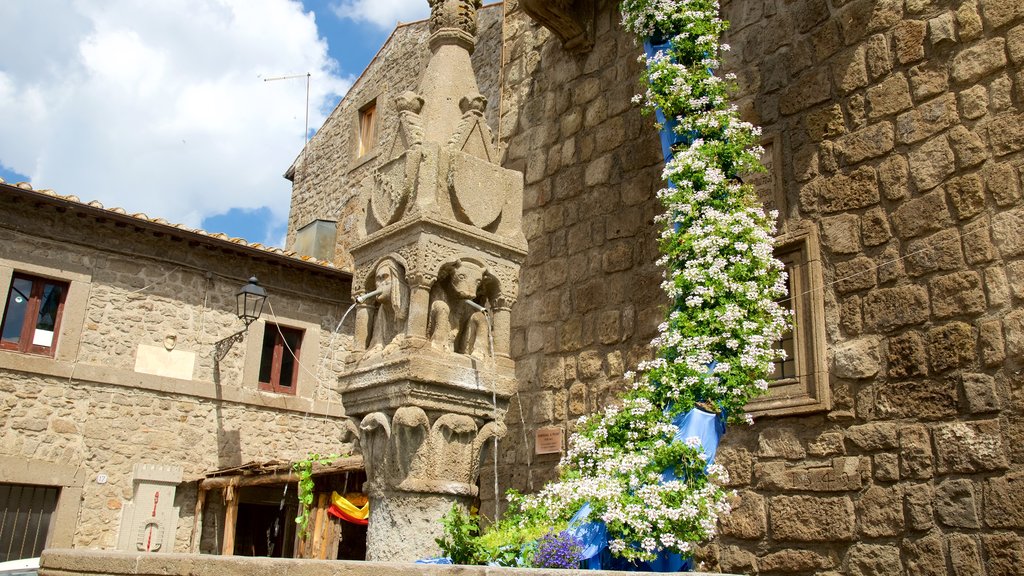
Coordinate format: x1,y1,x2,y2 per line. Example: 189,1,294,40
292,452,338,540
436,504,484,564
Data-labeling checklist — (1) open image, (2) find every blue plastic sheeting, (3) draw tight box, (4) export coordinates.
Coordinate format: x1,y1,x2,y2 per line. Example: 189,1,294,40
566,406,726,571
416,557,453,564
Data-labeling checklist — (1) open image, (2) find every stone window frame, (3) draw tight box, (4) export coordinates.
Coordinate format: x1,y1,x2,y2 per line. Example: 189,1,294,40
0,256,90,366
0,455,87,550
1,273,69,357
242,316,320,399
257,323,304,395
746,225,830,416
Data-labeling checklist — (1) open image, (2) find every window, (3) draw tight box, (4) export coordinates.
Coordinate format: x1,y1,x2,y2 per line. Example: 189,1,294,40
258,324,303,394
358,101,377,157
1,274,68,357
746,227,829,416
0,482,60,562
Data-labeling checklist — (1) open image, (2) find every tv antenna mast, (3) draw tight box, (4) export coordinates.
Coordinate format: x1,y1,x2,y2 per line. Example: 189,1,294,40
263,72,312,144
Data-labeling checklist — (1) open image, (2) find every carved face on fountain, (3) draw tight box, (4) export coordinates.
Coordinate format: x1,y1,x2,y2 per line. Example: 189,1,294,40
374,262,394,304
448,261,485,300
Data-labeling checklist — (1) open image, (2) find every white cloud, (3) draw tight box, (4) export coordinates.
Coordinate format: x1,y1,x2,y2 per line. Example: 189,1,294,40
330,0,429,29
0,0,353,244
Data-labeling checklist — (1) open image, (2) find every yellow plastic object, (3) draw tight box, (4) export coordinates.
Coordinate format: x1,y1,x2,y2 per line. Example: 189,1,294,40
331,491,369,520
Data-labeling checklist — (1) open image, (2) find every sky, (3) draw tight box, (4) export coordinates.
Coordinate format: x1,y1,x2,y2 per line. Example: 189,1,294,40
0,0,431,247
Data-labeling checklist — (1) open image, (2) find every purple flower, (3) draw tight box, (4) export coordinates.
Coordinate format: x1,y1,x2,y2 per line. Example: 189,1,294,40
533,530,584,569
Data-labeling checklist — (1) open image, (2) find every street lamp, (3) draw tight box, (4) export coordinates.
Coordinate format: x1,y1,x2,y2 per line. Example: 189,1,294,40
236,276,267,327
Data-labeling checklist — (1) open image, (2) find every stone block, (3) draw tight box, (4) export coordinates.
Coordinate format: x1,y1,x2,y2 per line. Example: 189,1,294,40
935,478,980,528
757,457,865,492
907,62,948,102
846,543,902,576
947,125,987,169
821,213,862,253
985,162,1022,206
952,38,1007,85
718,490,766,539
874,453,900,481
601,240,632,273
980,0,1024,28
934,419,1009,474
758,549,833,573
834,256,876,294
958,85,988,120
928,322,976,373
928,13,957,47
716,446,752,487
838,0,902,45
989,74,1014,112
930,271,986,319
945,173,985,220
957,2,985,40
801,166,879,213
833,336,881,378
893,20,927,63
987,266,1011,306
847,422,898,451
985,471,1024,528
1009,23,1024,64
833,46,869,94
876,379,958,420
894,189,951,238
836,121,894,164
905,483,935,529
988,112,1024,156
948,534,984,576
780,68,831,115
567,382,586,416
864,286,930,332
1005,308,1024,358
769,495,856,541
808,432,846,457
576,349,603,380
757,428,806,459
717,545,757,575
900,424,934,479
978,319,1006,366
906,228,964,276
961,372,1002,413
866,75,913,119
804,104,847,143
908,135,956,191
876,155,908,201
981,533,1024,576
896,93,957,144
962,217,997,265
865,33,891,79
904,532,946,576
887,332,929,378
858,485,904,537
1009,260,1024,301
875,246,902,286
991,207,1024,258
854,214,887,252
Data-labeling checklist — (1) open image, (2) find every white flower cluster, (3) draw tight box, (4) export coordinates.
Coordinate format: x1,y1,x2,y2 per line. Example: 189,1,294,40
517,0,790,564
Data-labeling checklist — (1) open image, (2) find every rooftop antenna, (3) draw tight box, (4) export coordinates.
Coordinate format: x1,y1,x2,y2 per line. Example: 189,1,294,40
263,72,312,144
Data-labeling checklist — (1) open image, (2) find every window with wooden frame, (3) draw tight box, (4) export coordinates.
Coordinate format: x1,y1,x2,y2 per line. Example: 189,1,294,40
258,324,303,395
746,227,830,416
1,273,68,357
357,101,377,157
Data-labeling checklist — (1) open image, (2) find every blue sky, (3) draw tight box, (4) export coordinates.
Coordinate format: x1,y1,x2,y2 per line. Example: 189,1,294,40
0,0,430,247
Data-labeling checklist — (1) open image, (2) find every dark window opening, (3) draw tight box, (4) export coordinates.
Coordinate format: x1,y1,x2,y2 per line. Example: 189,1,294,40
1,274,68,357
0,483,60,562
258,325,303,394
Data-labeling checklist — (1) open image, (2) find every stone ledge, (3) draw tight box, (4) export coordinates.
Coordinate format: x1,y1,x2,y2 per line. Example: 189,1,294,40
40,550,739,576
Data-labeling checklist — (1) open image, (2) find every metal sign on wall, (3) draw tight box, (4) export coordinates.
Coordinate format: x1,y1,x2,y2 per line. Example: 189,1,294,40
534,426,564,455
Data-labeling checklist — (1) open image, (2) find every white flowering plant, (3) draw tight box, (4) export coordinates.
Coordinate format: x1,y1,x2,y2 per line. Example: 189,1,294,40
440,0,789,566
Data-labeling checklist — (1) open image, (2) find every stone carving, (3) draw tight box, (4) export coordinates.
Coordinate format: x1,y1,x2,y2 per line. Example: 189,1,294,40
520,0,595,53
427,258,494,356
428,0,483,36
365,256,409,352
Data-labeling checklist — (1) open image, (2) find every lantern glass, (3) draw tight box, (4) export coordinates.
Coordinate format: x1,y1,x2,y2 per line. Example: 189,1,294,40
236,276,267,326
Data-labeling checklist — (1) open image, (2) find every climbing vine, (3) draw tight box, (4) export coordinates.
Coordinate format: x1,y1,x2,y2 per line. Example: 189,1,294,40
292,452,339,539
437,0,790,566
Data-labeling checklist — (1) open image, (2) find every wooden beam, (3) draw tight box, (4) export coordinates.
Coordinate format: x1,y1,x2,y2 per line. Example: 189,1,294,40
221,482,239,556
198,457,364,491
189,488,207,554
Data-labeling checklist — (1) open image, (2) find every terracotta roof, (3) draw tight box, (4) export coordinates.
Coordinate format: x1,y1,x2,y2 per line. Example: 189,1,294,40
0,178,347,276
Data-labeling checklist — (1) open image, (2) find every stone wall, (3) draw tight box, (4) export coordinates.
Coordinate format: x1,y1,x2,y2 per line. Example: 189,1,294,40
0,194,355,552
285,4,505,270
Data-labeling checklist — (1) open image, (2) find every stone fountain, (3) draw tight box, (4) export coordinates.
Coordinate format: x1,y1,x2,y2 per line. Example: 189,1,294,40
337,0,527,562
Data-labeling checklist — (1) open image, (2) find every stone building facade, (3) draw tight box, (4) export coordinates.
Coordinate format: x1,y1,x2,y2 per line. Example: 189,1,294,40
289,0,1024,574
0,182,355,558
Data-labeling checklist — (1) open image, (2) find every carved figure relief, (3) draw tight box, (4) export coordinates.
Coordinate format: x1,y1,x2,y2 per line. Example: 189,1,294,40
427,258,496,356
365,256,410,353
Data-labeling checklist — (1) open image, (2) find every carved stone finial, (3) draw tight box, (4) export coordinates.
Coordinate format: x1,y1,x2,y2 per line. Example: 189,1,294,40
427,0,483,37
395,91,425,114
458,93,487,115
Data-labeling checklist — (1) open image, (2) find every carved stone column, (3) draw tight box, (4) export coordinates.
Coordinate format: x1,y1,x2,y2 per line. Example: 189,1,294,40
338,0,527,562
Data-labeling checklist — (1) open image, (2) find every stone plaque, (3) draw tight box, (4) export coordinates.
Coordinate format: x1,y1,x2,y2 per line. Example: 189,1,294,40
746,134,786,232
134,344,195,381
535,426,564,455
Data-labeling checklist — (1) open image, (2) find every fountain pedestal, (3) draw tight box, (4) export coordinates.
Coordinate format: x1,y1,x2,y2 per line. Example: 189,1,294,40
338,0,527,562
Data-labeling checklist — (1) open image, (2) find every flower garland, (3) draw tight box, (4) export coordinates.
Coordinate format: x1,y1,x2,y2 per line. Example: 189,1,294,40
512,0,790,563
